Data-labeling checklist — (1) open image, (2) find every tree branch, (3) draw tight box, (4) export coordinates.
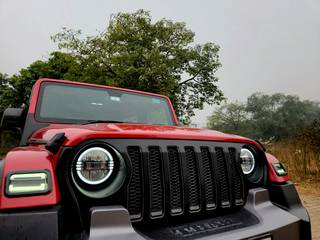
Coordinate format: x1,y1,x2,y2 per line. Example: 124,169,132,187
178,69,202,85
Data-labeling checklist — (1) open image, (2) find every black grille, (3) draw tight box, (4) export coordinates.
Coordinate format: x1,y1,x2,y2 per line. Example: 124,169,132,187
127,146,144,220
215,147,231,207
148,146,164,218
167,147,183,215
185,147,201,212
229,148,245,205
200,147,216,210
126,141,246,222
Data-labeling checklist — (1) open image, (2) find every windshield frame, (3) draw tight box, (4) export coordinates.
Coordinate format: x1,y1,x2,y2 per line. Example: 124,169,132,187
34,80,178,126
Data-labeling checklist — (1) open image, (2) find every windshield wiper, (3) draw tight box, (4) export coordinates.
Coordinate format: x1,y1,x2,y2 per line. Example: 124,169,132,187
82,120,125,125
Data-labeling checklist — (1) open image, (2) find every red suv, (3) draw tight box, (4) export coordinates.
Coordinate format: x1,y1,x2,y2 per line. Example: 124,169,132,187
0,79,311,240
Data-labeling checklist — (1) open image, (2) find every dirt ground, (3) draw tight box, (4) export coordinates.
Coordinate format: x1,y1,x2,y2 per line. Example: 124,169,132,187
296,184,320,240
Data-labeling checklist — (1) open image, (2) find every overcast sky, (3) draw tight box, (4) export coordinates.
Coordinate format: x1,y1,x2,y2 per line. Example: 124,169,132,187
0,0,319,126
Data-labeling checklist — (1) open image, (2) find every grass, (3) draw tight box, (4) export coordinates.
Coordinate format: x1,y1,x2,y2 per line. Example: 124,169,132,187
268,140,320,184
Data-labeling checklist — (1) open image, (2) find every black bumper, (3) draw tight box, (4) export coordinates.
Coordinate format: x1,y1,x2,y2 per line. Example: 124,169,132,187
0,206,62,240
0,184,311,240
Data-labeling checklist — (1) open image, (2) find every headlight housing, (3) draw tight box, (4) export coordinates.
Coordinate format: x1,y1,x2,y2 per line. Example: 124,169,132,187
240,148,255,174
71,144,126,198
76,147,114,185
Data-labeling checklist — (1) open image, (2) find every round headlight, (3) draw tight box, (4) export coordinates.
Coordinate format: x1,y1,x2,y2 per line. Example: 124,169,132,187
71,144,126,198
76,147,114,185
240,148,255,174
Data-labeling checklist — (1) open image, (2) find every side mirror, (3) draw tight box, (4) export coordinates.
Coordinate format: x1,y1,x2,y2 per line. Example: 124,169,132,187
0,108,26,131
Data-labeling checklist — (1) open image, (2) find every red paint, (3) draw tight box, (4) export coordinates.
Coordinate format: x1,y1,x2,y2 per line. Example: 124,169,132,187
265,153,290,183
0,147,60,210
28,78,180,125
31,123,263,148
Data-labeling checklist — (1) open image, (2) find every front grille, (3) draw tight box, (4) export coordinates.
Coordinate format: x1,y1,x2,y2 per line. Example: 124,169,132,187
127,147,144,220
126,141,246,222
148,146,165,218
200,147,216,210
167,147,183,215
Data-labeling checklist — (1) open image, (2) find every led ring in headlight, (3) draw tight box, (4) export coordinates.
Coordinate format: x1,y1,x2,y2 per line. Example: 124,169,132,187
71,144,126,199
240,148,255,174
76,147,114,185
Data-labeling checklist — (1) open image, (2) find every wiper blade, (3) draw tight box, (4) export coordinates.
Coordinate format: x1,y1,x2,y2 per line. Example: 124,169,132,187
82,120,124,125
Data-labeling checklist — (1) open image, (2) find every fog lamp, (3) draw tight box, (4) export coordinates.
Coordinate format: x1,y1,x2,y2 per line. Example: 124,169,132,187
6,171,50,196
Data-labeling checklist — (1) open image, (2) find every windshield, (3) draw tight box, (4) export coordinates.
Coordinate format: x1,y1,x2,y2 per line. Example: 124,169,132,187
36,82,175,125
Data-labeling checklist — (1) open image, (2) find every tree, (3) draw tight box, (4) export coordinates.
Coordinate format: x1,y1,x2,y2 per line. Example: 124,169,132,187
246,93,320,139
207,93,320,140
0,52,77,112
0,73,11,113
207,102,249,135
51,10,224,123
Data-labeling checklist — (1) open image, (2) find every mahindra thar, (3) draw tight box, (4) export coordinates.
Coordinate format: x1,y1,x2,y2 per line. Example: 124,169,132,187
0,79,311,240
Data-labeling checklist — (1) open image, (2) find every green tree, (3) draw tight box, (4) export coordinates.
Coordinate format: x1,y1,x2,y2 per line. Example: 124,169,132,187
245,93,286,139
0,52,76,111
207,102,249,135
246,93,320,139
52,10,224,123
0,73,11,113
207,93,320,140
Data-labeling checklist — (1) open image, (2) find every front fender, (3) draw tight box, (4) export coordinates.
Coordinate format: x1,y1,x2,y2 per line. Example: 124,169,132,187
0,146,60,210
265,152,290,183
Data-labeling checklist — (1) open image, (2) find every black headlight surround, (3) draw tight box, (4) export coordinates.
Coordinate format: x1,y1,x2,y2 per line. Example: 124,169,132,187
241,145,265,185
71,142,126,198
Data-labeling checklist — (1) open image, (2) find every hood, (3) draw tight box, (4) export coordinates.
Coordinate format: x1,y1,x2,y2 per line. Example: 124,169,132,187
30,123,261,149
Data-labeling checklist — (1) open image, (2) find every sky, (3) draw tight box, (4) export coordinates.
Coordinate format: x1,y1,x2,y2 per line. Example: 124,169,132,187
0,0,320,127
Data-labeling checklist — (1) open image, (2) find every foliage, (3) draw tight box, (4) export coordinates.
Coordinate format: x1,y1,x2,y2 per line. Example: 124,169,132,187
207,93,320,140
0,52,76,113
207,101,250,135
0,10,224,123
0,73,11,114
51,10,224,123
299,120,320,153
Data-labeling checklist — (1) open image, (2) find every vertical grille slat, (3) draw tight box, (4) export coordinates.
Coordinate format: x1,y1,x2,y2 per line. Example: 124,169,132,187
215,147,231,208
185,147,200,212
200,147,217,210
229,148,245,205
167,147,183,215
127,146,143,220
148,146,164,218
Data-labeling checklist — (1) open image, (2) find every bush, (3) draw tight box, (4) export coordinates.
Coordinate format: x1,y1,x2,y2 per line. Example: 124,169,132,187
267,123,320,182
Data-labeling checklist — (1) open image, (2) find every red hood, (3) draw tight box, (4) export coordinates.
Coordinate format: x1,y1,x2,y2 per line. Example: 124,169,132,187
30,123,261,149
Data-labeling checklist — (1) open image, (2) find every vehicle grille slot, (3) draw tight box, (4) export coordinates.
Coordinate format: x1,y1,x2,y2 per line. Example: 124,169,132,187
185,147,200,212
200,147,217,210
167,147,183,215
148,146,164,218
215,147,230,207
229,148,244,205
127,146,143,220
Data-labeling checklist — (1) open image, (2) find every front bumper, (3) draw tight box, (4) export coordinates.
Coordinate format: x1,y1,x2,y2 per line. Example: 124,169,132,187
0,186,311,240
